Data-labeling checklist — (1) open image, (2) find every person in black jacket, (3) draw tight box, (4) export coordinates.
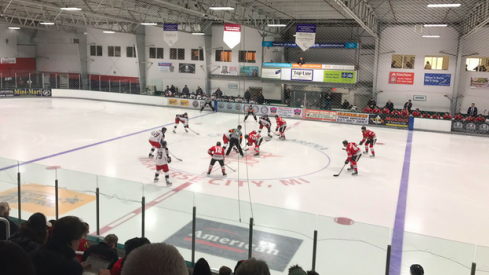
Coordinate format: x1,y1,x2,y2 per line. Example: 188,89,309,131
325,91,332,110
367,98,376,108
170,85,176,94
244,90,251,103
30,216,86,275
256,90,265,104
196,86,204,97
9,213,49,253
298,57,305,66
342,99,351,110
0,241,36,275
404,100,413,112
81,234,119,270
468,103,478,117
385,99,394,112
182,85,190,97
0,202,18,240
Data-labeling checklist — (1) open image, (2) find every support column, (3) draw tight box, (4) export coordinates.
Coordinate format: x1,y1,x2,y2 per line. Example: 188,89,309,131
451,36,463,115
204,23,213,96
76,29,89,90
372,33,381,101
135,26,146,94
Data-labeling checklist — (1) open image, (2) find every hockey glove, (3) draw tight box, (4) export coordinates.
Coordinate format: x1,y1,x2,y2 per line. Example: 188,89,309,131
167,156,172,163
345,159,349,164
359,141,364,145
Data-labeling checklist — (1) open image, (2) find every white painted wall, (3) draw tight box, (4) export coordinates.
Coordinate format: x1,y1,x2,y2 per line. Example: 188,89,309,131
376,26,459,112
35,31,80,73
0,26,18,58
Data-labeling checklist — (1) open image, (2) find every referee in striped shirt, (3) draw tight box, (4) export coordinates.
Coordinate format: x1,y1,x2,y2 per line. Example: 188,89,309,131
226,125,244,157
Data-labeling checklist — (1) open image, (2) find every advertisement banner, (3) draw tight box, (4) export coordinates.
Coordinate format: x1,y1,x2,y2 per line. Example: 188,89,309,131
158,63,173,72
220,65,238,76
295,24,316,51
324,71,356,84
305,109,337,121
179,63,195,74
291,69,313,81
1,58,16,64
180,99,189,107
470,77,489,88
168,98,178,106
424,73,451,86
337,112,369,125
223,23,241,49
262,41,358,49
168,98,205,109
263,63,292,68
369,114,409,128
413,95,427,101
262,68,282,79
163,23,178,47
239,66,259,76
0,88,51,97
389,72,414,85
269,106,302,118
217,102,244,114
451,121,489,135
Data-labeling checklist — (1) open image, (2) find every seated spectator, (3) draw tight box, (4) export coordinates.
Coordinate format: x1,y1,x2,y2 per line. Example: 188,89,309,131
342,100,351,109
404,100,413,112
215,88,223,98
367,98,376,109
412,109,421,117
422,113,431,118
196,86,204,97
0,202,18,240
372,106,381,114
391,109,401,116
410,264,424,275
432,113,441,119
401,108,409,117
476,114,486,122
465,115,475,122
385,99,394,112
122,243,188,275
382,107,390,114
443,112,453,120
111,237,150,275
234,260,245,274
288,265,307,275
170,85,176,94
307,271,319,275
297,57,305,66
194,258,212,275
9,213,49,253
182,85,190,97
219,266,232,275
257,91,265,104
76,222,89,262
363,106,372,113
29,216,85,275
0,241,36,275
235,258,270,275
454,113,464,120
81,234,119,270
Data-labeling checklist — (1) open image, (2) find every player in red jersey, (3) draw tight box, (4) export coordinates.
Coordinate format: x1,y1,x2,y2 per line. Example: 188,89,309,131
382,107,390,114
258,115,272,137
432,113,441,119
244,104,257,122
343,140,362,176
412,109,422,117
245,130,264,156
476,114,486,122
465,115,475,122
360,126,377,157
391,109,401,116
454,113,464,120
207,141,226,177
363,106,372,113
148,127,167,158
422,113,431,118
443,112,453,120
275,115,287,140
154,141,172,185
401,108,409,117
173,113,189,133
372,107,381,114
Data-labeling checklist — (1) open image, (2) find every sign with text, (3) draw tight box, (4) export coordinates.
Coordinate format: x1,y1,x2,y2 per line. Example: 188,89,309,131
262,68,282,79
228,83,238,89
389,72,414,85
369,114,409,128
262,41,358,49
0,58,16,64
163,23,178,46
239,66,259,76
179,63,195,74
0,88,51,97
295,24,316,51
324,71,356,84
223,23,241,49
291,69,313,81
337,112,369,125
424,73,451,86
305,109,337,121
451,121,489,135
220,65,238,76
269,106,302,118
413,95,427,101
470,77,489,88
158,63,173,72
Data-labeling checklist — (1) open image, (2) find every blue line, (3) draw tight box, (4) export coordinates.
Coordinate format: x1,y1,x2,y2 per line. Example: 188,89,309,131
390,130,414,275
0,112,213,172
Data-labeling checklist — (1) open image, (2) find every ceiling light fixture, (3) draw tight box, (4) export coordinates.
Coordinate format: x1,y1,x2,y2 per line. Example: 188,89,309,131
209,7,234,10
268,24,287,27
192,32,205,35
422,35,440,38
424,24,448,27
427,4,461,8
40,22,55,25
60,7,82,11
8,27,20,29
141,23,157,26
103,31,115,34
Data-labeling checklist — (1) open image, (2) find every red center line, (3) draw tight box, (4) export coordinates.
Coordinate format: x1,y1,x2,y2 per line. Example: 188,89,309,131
183,237,245,253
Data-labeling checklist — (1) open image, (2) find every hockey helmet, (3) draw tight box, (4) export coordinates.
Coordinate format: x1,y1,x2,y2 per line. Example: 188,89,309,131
161,141,167,147
275,114,279,118
244,134,249,139
184,112,188,116
237,125,242,130
216,141,221,146
361,126,367,131
342,140,349,146
162,127,167,132
410,264,424,275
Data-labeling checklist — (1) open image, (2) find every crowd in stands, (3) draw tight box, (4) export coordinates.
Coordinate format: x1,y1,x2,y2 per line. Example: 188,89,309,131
161,85,266,104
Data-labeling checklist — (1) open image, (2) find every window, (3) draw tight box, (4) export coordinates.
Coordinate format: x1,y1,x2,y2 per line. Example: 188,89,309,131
127,46,136,58
239,50,256,63
170,48,185,60
108,46,121,57
90,45,102,56
424,56,449,70
191,49,204,61
391,54,415,69
466,56,489,72
149,47,164,59
216,50,232,62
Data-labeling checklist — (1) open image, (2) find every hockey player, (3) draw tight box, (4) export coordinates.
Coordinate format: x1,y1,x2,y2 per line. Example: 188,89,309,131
258,115,272,137
226,125,244,157
359,126,377,157
343,140,362,176
200,97,215,112
275,115,287,140
245,130,263,156
208,141,226,177
173,113,189,133
148,127,167,158
154,141,172,185
244,105,257,122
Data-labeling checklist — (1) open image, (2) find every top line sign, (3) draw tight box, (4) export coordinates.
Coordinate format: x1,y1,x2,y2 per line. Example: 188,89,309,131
262,41,358,49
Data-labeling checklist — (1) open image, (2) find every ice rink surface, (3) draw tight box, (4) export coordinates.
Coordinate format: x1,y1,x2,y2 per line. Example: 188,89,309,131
1,98,489,275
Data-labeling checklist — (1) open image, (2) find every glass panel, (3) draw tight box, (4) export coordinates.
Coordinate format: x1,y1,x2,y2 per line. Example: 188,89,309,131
476,245,489,273
0,158,20,219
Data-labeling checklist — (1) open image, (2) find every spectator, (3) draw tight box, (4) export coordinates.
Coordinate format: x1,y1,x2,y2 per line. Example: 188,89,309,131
164,86,172,97
404,100,412,112
0,241,36,275
454,113,464,120
219,266,232,275
466,115,475,122
401,108,409,117
297,57,305,66
367,98,376,108
468,103,478,117
391,109,401,116
325,91,333,110
363,106,372,113
284,89,291,105
410,264,424,275
9,213,49,253
385,99,394,112
0,202,18,240
382,106,390,114
81,234,119,270
111,237,150,275
405,57,414,69
170,85,176,94
257,90,265,104
215,88,223,99
235,258,270,275
476,114,486,122
306,271,319,275
234,260,245,274
422,113,431,118
29,216,85,275
391,60,397,68
288,265,307,275
372,106,381,114
76,222,89,262
424,61,432,69
196,86,204,97
443,112,453,120
182,85,190,97
342,99,351,109
432,113,441,119
122,243,188,275
193,258,212,275
412,108,422,117
244,89,251,103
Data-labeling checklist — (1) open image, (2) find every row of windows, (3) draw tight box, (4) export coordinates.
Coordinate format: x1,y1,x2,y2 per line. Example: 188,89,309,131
391,54,450,71
466,57,489,72
215,50,256,63
90,45,135,57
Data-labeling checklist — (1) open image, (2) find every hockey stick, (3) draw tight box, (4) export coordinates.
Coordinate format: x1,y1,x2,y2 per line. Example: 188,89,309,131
187,127,200,135
333,163,347,177
225,163,236,172
169,152,182,161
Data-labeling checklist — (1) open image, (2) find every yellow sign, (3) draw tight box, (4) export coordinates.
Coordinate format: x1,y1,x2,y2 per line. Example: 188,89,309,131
337,112,368,118
180,100,189,107
169,99,178,105
0,184,96,216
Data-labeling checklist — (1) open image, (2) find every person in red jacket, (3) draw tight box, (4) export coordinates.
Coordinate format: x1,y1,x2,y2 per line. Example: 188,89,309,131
422,113,431,118
432,113,441,119
465,115,475,122
454,113,464,120
443,112,453,120
208,141,226,176
391,109,401,116
382,107,390,114
76,222,90,262
476,114,486,122
363,106,372,113
401,108,409,117
111,237,151,275
412,108,421,117
372,106,381,114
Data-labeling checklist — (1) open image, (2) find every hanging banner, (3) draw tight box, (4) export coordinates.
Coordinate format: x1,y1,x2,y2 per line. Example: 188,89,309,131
424,73,451,86
1,58,16,64
295,24,316,51
223,24,241,49
158,63,173,72
324,71,356,84
262,68,282,79
262,41,358,49
470,77,489,88
291,69,313,81
389,72,414,85
163,23,178,47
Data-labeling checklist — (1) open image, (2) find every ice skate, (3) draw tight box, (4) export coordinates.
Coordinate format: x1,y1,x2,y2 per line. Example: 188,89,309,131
154,176,159,183
347,167,354,172
207,171,211,175
363,151,369,154
370,154,375,158
166,179,172,186
173,129,176,133
148,153,154,158
352,171,358,176
185,128,188,133
223,173,227,177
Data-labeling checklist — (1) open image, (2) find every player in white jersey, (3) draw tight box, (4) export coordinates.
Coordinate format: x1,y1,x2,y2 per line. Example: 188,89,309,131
148,127,167,158
258,115,272,137
173,113,189,133
154,141,172,185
